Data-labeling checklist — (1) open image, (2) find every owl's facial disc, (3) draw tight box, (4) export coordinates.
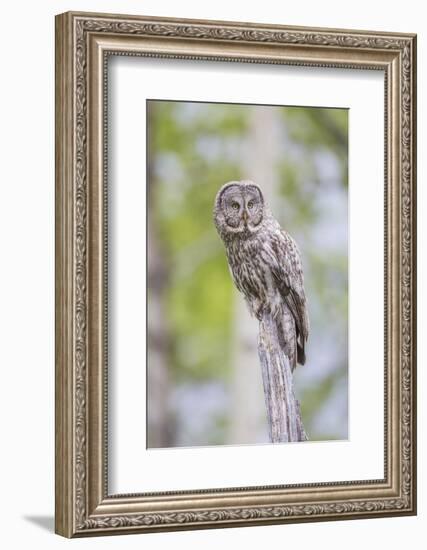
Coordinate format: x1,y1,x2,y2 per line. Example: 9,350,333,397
217,181,264,237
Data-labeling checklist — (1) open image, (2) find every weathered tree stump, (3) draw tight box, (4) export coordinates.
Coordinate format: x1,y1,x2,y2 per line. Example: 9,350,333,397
258,313,307,443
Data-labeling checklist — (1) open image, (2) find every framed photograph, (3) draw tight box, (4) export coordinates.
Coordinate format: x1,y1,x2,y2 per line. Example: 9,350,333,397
55,11,417,537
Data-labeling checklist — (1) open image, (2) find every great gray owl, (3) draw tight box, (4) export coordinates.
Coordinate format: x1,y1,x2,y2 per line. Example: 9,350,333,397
213,180,309,371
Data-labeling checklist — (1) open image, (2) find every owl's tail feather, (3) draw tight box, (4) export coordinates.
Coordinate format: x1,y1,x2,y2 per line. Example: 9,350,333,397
276,308,299,371
297,340,306,366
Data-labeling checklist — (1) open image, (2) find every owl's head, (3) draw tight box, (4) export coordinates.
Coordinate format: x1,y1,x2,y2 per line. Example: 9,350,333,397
213,180,265,239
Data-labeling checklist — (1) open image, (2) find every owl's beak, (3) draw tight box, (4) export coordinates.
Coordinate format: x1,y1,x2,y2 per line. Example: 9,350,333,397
242,211,248,224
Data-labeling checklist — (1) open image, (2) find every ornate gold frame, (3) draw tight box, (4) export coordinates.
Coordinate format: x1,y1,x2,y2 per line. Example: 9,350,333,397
55,11,417,537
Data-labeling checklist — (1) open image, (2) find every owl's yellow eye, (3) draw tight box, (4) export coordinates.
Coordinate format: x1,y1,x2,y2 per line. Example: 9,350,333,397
247,201,254,209
231,202,239,210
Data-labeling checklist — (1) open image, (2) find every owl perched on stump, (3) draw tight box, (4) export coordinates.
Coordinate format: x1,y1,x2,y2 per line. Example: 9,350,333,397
213,180,309,371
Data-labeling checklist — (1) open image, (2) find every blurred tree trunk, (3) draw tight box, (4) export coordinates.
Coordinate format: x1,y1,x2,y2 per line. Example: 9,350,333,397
228,294,263,443
147,216,173,448
146,104,173,448
228,107,281,444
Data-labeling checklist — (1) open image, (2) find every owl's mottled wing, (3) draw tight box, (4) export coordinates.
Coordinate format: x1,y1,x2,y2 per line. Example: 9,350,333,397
261,228,309,351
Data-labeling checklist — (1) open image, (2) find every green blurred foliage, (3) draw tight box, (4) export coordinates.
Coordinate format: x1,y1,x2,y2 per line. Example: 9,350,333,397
147,100,348,446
